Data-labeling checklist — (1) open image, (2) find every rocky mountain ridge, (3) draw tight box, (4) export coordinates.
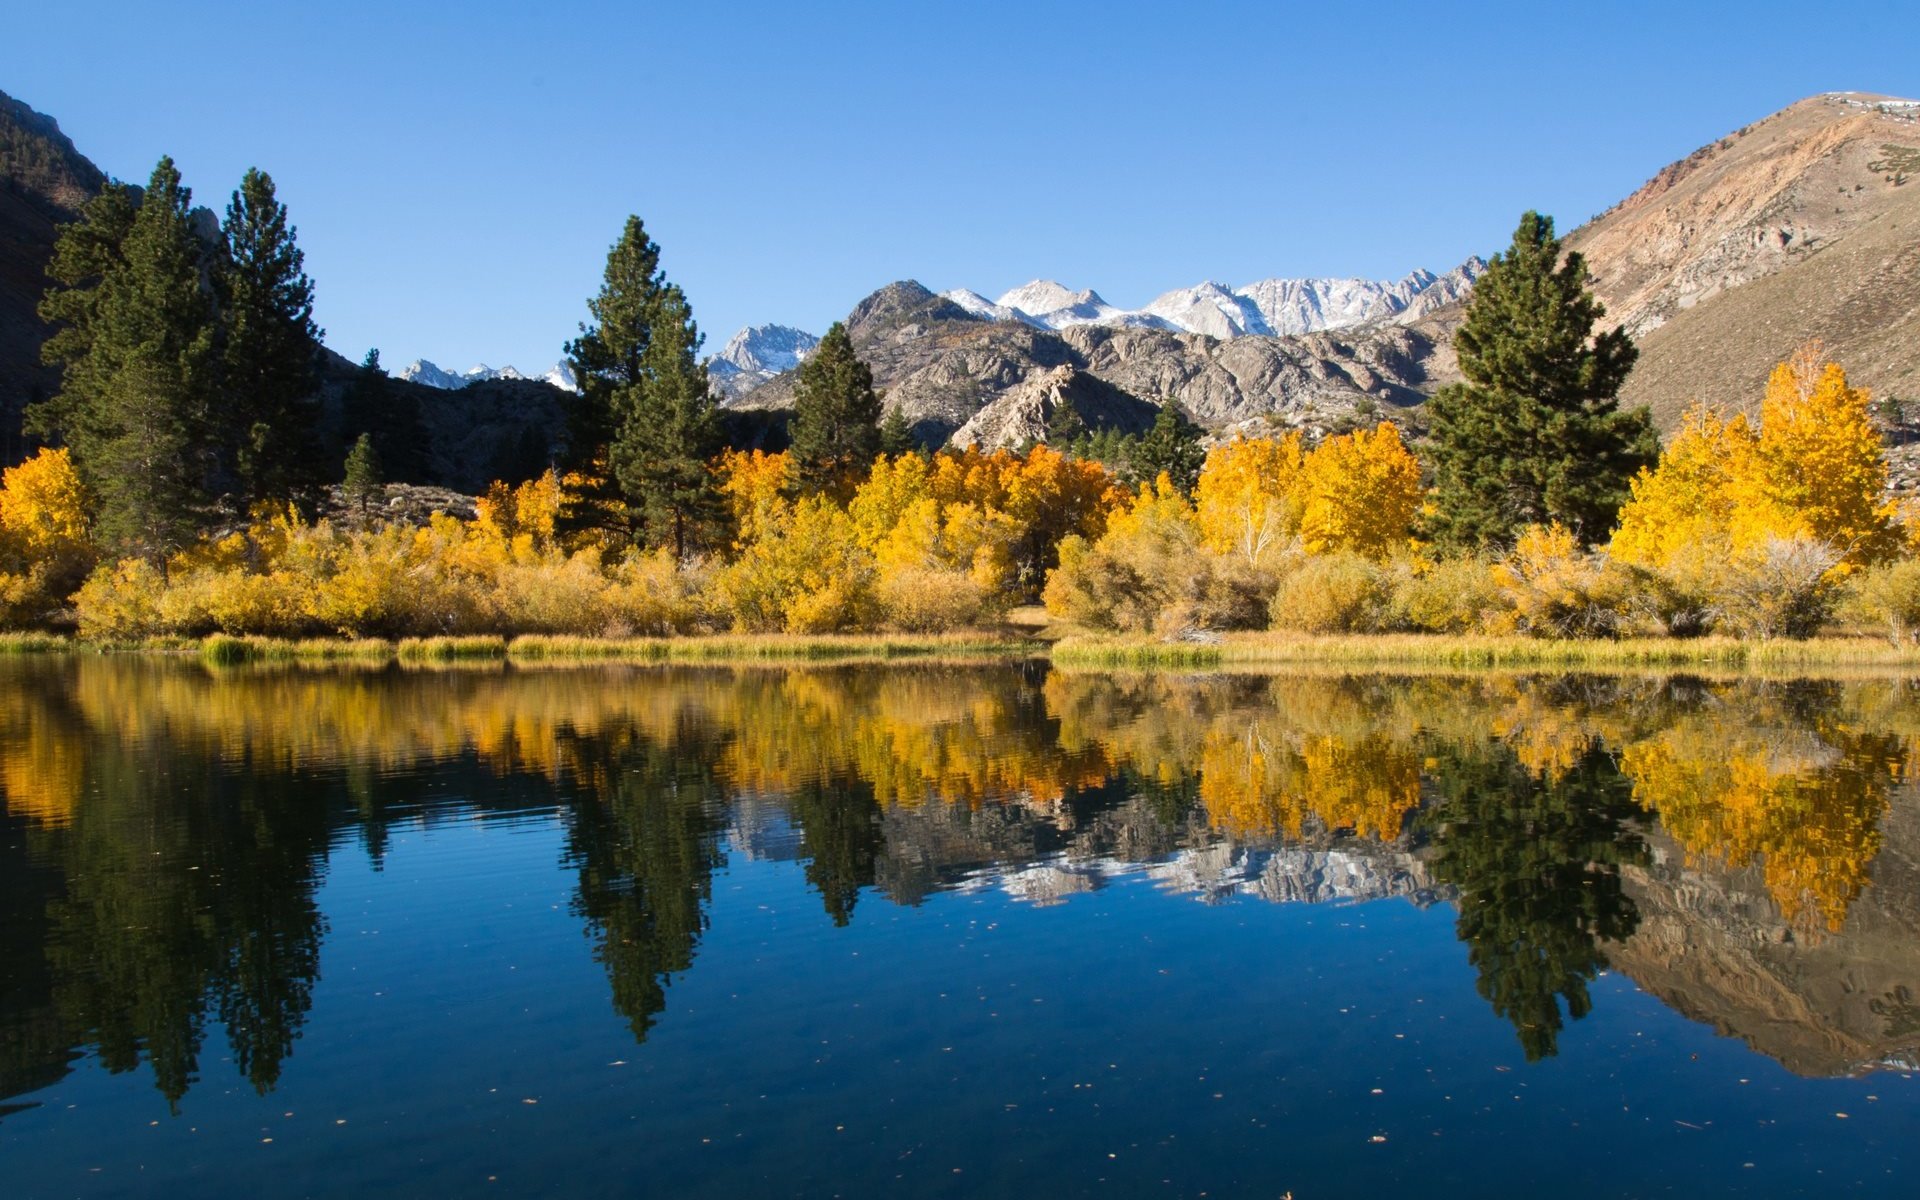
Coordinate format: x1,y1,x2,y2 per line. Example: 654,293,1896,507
1570,92,1920,428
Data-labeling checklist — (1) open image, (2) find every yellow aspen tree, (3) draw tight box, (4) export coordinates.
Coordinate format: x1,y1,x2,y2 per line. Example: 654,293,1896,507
715,449,793,550
1195,434,1305,565
1610,404,1754,568
848,451,932,551
1295,423,1422,558
1740,352,1901,566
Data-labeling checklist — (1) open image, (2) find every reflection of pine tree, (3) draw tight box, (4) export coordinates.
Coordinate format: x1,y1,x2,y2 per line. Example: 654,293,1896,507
789,779,883,926
39,749,329,1106
1422,740,1645,1060
564,739,726,1042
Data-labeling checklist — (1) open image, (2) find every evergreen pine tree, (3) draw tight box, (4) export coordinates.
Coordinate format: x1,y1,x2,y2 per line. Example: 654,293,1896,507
788,322,882,495
32,182,137,444
1126,402,1205,494
342,432,382,519
33,157,218,557
218,168,323,508
878,406,917,456
1424,211,1657,548
563,216,672,539
1044,395,1087,445
609,284,726,558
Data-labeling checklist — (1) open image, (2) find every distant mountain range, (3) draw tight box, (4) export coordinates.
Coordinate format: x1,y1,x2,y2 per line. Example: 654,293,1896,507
398,359,577,393
938,262,1484,340
724,91,1920,450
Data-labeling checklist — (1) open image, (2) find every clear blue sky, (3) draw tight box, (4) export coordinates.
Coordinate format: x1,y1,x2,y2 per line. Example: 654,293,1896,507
6,0,1918,373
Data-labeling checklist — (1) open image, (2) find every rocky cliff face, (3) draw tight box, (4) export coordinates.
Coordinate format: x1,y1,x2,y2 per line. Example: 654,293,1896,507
1603,799,1920,1077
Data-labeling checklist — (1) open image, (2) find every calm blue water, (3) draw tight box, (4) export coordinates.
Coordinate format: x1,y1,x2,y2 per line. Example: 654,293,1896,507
0,660,1915,1197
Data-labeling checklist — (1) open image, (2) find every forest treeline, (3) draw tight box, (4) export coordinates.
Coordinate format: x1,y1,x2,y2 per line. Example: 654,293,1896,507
7,159,1920,642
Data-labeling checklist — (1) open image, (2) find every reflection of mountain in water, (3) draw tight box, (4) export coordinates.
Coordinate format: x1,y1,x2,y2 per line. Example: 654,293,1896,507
1607,803,1920,1076
3,659,1920,1110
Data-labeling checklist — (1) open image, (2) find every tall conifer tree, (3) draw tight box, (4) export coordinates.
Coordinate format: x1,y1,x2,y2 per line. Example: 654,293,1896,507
33,157,218,557
610,284,725,558
788,322,881,496
218,168,323,507
1423,211,1656,548
563,216,667,538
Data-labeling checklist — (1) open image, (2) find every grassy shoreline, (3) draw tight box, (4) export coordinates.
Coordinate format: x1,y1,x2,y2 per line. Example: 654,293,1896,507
1048,632,1920,670
10,629,1920,672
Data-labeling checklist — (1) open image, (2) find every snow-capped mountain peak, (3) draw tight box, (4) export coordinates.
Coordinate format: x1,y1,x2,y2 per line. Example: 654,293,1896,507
397,359,578,393
994,279,1109,318
706,324,821,400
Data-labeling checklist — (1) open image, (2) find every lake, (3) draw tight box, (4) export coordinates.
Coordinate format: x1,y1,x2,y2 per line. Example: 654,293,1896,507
1,657,1917,1196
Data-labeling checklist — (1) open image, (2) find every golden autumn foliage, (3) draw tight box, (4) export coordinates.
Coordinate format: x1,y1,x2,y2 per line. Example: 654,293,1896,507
1194,424,1420,566
1613,353,1903,573
1296,423,1423,558
0,447,95,625
1195,433,1305,566
1620,716,1898,932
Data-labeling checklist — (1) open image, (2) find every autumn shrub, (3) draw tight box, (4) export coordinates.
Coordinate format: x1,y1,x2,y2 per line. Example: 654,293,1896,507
1616,549,1722,638
1269,551,1391,634
73,558,168,640
876,565,991,632
1711,536,1841,640
1386,555,1503,634
715,497,879,633
1043,479,1209,632
0,448,95,625
605,550,722,636
1491,524,1632,638
489,550,615,635
1842,557,1920,645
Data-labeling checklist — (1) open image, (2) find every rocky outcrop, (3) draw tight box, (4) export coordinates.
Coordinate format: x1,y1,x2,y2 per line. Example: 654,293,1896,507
948,364,1158,450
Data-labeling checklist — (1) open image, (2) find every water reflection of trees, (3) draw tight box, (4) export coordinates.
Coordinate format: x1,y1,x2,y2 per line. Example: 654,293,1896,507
1421,740,1645,1060
1,660,1916,1105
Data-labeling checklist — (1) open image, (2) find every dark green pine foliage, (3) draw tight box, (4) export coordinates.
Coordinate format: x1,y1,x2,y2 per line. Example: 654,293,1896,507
342,349,429,483
877,406,917,456
33,158,219,558
31,182,137,444
1126,402,1206,494
342,432,382,518
217,168,324,508
563,735,726,1044
787,321,882,497
1424,211,1657,548
564,216,670,539
1044,395,1087,445
609,284,726,558
1421,739,1645,1061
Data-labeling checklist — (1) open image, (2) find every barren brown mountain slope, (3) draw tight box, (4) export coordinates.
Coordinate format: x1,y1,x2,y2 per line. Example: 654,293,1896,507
1565,93,1920,428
